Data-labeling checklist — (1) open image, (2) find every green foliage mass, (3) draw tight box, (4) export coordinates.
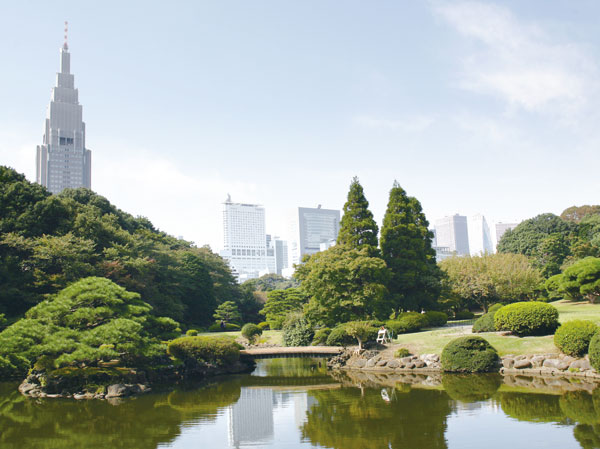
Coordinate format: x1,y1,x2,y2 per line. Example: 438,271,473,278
186,329,199,337
282,313,314,347
395,348,410,358
0,166,247,327
441,336,499,373
554,320,599,357
380,181,441,312
208,322,240,332
493,301,559,336
588,333,600,372
500,393,564,423
423,311,448,327
242,273,299,292
213,301,242,324
442,374,501,402
344,321,373,350
440,253,542,313
312,327,331,345
336,177,379,250
296,245,390,326
326,325,359,346
260,288,305,329
167,336,241,366
386,313,428,335
452,311,475,320
549,257,600,303
472,304,504,333
0,277,180,378
241,323,262,344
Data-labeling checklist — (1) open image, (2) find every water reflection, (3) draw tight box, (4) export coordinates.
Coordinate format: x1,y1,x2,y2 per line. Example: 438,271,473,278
2,360,600,448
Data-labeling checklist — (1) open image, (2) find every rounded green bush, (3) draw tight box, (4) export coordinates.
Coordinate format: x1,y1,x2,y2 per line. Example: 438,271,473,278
452,311,475,320
487,303,504,314
386,314,428,335
554,320,599,357
257,322,270,331
441,336,499,373
424,311,448,327
326,325,355,346
494,302,559,336
167,336,241,366
312,327,331,345
395,348,410,358
472,313,496,333
282,314,313,346
186,329,198,337
588,333,600,372
241,323,262,344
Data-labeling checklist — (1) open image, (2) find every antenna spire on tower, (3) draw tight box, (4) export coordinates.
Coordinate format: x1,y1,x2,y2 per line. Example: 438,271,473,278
63,21,69,50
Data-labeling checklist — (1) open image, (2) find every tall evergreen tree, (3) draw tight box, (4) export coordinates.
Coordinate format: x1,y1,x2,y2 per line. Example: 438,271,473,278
337,177,379,250
380,181,441,312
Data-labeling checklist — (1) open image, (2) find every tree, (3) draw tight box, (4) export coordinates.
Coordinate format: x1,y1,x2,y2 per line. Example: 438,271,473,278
552,257,600,303
296,245,390,326
561,205,600,223
533,233,571,277
337,177,379,251
380,181,441,312
345,321,372,351
242,273,299,292
440,253,543,312
213,301,242,324
0,277,179,377
260,288,305,329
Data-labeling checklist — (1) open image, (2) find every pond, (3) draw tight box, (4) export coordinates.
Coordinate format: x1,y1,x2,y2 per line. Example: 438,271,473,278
1,358,599,448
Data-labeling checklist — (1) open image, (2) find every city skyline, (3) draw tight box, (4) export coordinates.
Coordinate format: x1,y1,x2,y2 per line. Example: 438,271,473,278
1,2,599,251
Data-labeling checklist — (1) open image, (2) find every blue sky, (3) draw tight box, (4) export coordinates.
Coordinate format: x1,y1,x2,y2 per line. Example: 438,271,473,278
1,1,599,250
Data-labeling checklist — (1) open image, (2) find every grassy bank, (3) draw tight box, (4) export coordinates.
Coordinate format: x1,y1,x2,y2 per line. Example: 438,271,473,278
198,330,284,346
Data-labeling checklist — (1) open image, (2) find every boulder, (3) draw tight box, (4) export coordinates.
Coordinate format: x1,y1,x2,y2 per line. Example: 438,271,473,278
400,357,413,364
502,358,515,369
106,384,143,398
353,359,366,368
570,359,592,372
543,359,563,370
413,360,426,369
514,359,532,369
376,360,388,367
387,359,400,369
531,356,546,368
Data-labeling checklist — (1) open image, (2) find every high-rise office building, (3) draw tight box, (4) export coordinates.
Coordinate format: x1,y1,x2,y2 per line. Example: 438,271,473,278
36,24,91,193
289,206,340,266
220,196,275,281
495,222,519,249
434,214,470,256
468,214,494,255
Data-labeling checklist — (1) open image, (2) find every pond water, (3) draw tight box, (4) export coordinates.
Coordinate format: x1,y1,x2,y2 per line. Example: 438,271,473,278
1,358,600,448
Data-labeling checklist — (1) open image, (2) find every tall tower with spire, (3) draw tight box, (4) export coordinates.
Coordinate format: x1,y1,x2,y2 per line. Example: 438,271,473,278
36,22,92,193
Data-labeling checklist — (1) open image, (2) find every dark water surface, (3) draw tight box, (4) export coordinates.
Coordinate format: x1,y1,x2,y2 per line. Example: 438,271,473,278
1,358,599,448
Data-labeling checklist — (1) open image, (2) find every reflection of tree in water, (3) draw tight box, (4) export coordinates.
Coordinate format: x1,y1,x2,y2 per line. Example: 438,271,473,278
0,379,242,449
574,424,600,449
442,374,501,403
499,392,565,423
257,358,329,378
301,386,451,449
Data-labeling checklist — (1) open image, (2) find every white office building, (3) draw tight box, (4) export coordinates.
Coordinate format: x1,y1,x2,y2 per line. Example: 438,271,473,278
220,197,276,282
289,206,340,267
468,214,494,256
36,26,91,193
494,222,519,249
434,214,470,256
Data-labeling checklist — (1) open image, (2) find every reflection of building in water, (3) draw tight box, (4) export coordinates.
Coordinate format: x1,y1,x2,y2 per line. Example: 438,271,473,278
228,388,274,448
294,392,318,427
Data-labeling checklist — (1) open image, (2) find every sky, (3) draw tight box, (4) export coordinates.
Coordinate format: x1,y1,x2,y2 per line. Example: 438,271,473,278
1,0,599,251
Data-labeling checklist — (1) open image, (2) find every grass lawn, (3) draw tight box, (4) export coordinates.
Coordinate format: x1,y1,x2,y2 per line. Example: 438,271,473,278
395,299,600,356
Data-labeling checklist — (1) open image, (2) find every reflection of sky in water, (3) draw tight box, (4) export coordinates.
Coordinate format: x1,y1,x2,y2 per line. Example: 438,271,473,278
447,402,577,449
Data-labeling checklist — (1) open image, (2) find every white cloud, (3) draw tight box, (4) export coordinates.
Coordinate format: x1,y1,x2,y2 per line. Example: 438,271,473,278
354,115,434,132
432,1,597,116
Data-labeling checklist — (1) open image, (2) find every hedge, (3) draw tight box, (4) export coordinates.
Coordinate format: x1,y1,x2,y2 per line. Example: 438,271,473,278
208,322,241,332
441,336,499,373
494,302,559,336
312,328,331,345
554,320,599,357
167,336,241,366
423,311,448,327
386,313,428,335
588,333,600,372
473,304,504,333
257,322,270,331
452,311,475,320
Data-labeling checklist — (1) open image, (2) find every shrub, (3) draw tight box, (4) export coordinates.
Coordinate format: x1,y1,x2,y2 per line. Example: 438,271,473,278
441,336,499,373
424,311,447,327
345,321,374,350
554,320,599,357
257,322,270,331
386,314,428,335
488,304,504,314
282,313,313,347
208,322,241,332
494,302,559,336
442,374,501,402
267,316,285,330
395,348,410,358
452,311,475,320
186,329,198,337
588,333,600,372
167,336,241,366
312,328,331,345
472,313,495,333
241,323,262,344
326,325,355,346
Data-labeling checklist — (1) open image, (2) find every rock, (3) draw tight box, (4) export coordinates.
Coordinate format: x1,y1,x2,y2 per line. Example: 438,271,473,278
502,358,515,369
557,361,571,371
106,384,143,398
406,362,416,369
400,357,413,364
18,382,38,394
514,359,532,369
366,359,378,368
543,359,562,370
515,355,528,361
376,360,388,367
413,360,426,369
570,359,592,372
531,356,546,368
353,359,366,368
387,359,400,369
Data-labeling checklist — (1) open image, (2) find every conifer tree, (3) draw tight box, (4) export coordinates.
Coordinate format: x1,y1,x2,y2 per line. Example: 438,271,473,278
337,177,379,250
380,181,441,312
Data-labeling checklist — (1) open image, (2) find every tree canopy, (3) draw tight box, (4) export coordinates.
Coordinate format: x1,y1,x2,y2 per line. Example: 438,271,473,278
380,181,441,312
547,257,600,303
337,177,379,251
